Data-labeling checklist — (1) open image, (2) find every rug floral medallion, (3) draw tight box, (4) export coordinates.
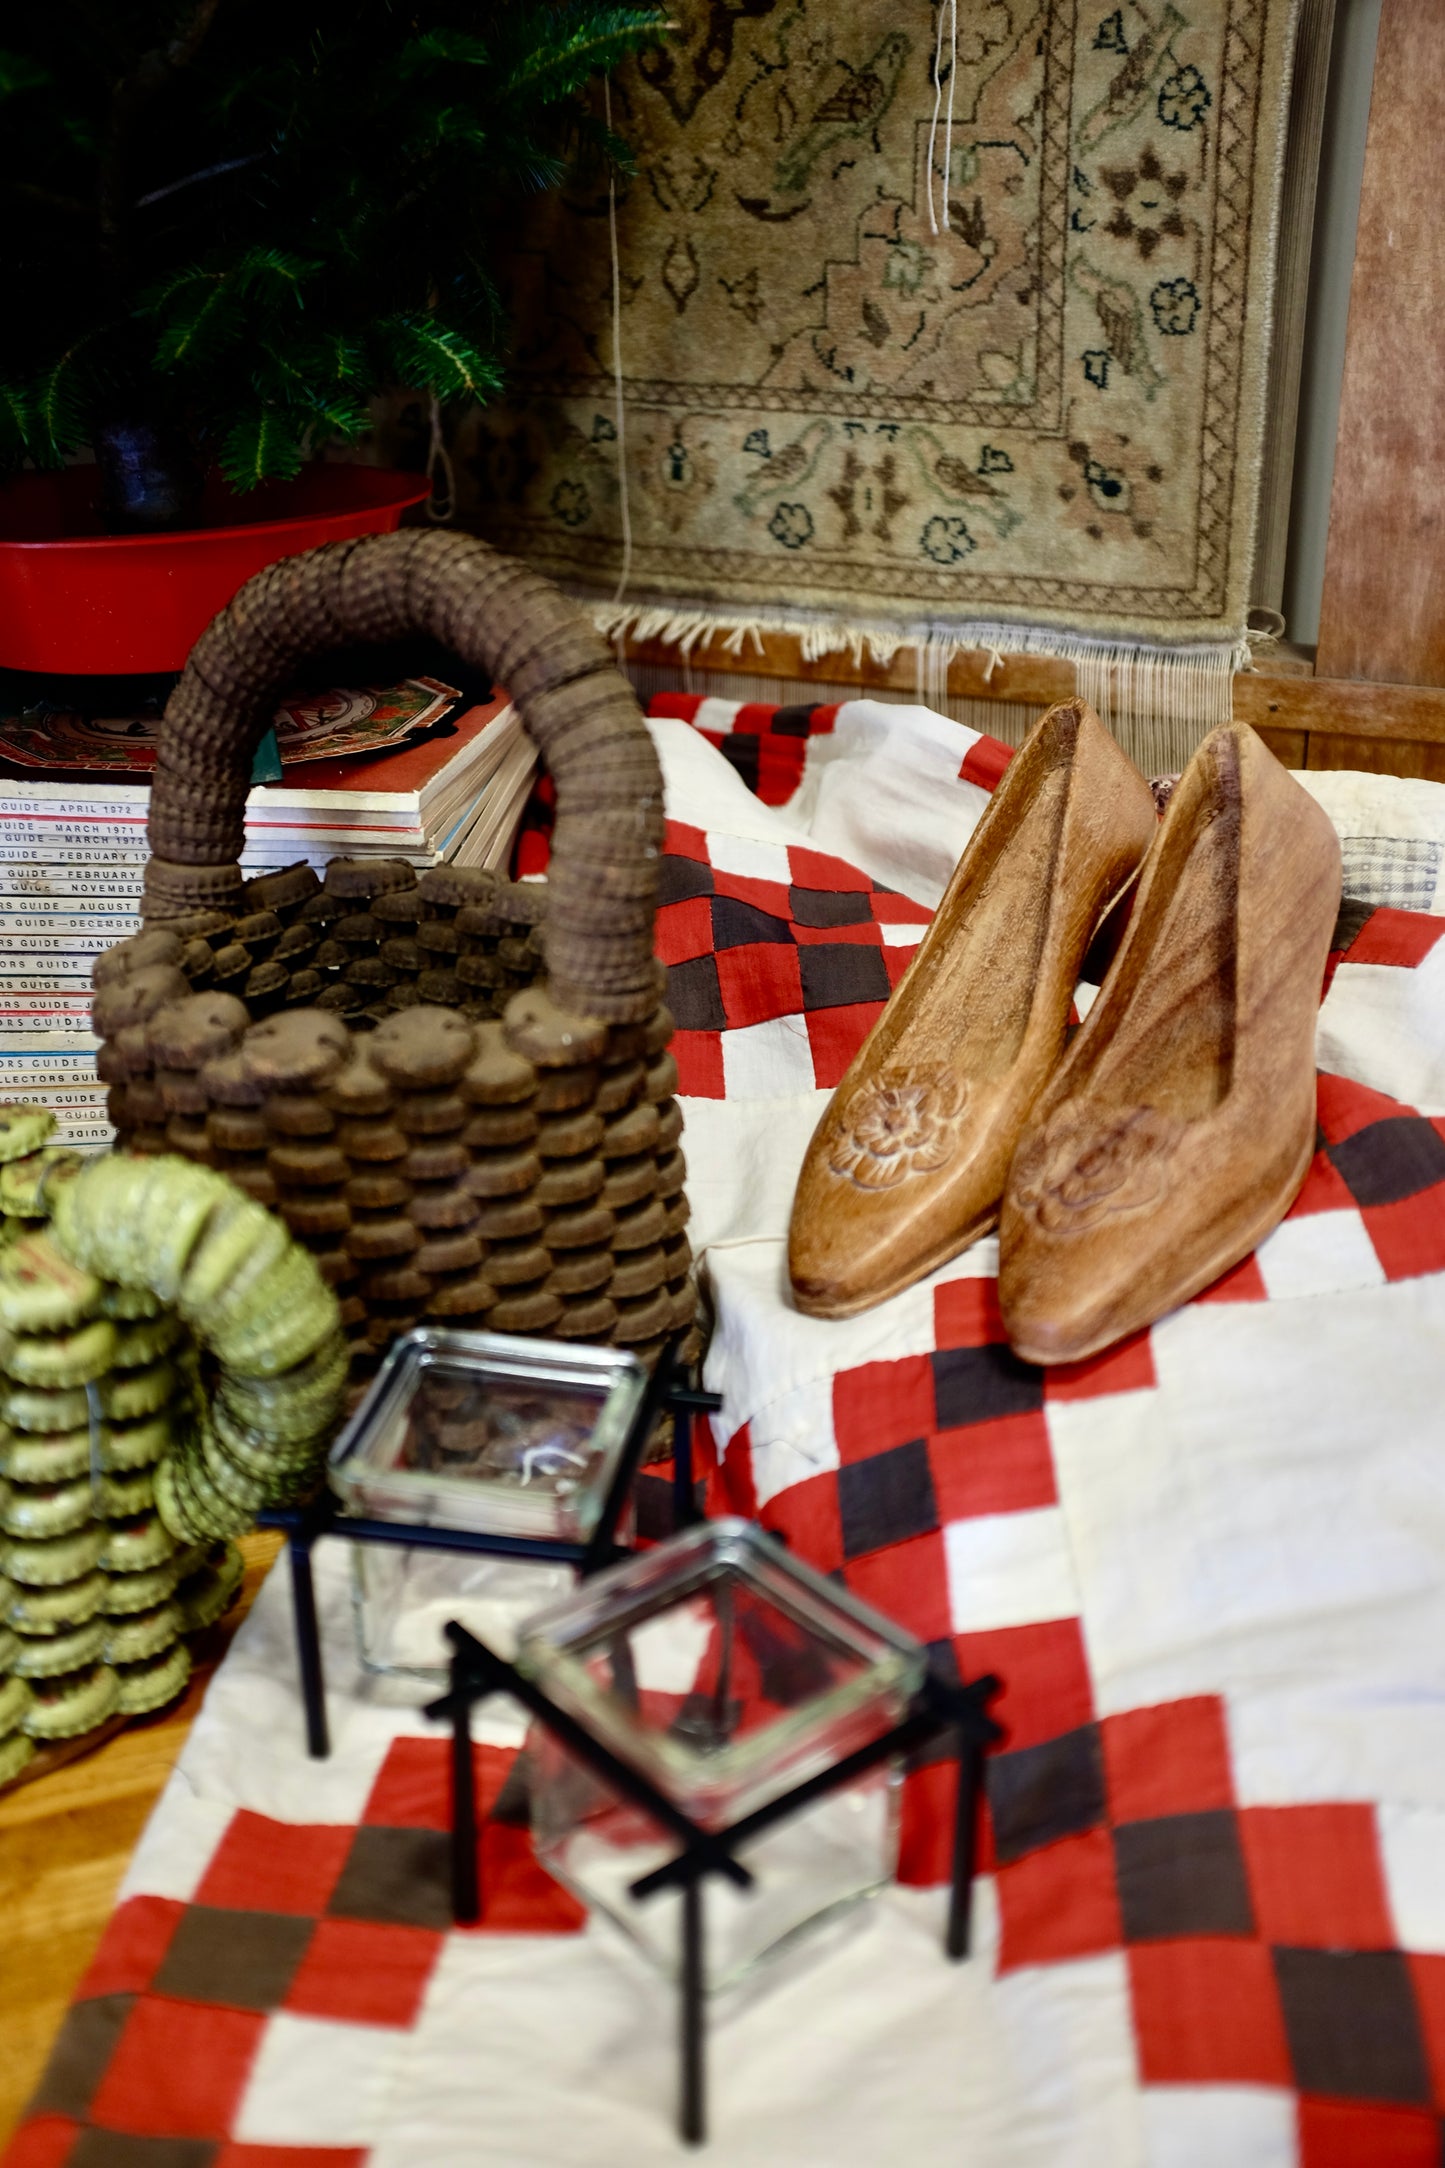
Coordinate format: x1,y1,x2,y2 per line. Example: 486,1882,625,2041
478,0,1296,649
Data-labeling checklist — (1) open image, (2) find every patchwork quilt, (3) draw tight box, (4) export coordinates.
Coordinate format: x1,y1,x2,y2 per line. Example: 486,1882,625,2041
8,698,1445,2168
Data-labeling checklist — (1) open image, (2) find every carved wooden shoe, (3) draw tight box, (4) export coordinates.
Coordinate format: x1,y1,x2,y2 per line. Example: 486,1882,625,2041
788,699,1158,1319
998,723,1342,1364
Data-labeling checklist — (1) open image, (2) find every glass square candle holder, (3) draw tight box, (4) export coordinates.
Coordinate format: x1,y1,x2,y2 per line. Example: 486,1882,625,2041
515,1518,928,1992
328,1328,650,1681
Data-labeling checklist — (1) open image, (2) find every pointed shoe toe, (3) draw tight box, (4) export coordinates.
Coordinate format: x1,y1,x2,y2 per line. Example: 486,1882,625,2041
788,698,1158,1320
998,723,1342,1364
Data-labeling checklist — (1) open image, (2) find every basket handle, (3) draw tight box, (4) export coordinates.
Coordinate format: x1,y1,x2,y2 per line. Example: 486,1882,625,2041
144,529,663,1021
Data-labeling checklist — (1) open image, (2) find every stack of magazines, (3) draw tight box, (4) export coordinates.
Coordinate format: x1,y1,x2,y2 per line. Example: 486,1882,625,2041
0,676,537,1146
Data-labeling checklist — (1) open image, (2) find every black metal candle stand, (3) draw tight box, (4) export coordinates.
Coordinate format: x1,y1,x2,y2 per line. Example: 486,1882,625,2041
257,1336,722,1760
427,1618,1002,2146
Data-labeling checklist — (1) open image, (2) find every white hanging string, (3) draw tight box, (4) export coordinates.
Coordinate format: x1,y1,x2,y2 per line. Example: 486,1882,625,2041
424,392,456,524
925,0,958,234
603,75,634,616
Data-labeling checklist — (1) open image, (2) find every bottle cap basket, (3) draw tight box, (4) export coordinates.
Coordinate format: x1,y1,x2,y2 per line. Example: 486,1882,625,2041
90,530,695,1378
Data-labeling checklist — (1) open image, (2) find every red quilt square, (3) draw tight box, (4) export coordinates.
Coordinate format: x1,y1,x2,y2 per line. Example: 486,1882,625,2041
90,1995,266,2137
996,1827,1122,1969
197,1812,352,1917
755,735,809,805
75,1895,185,2001
1288,1148,1357,1217
1407,1954,1445,2105
897,1758,968,1888
833,1354,937,1465
468,1824,586,1934
787,844,873,892
882,944,916,990
1044,1329,1157,1402
759,1468,845,1574
0,2118,79,2168
649,694,705,724
960,737,1013,791
1364,1187,1445,1281
654,895,715,966
846,1530,952,1643
870,890,932,926
512,827,551,879
729,702,776,735
663,819,710,862
1298,2098,1442,2168
706,1419,759,1521
215,2149,369,2167
934,1277,1006,1347
1193,1252,1268,1303
808,704,842,735
286,1919,443,2027
364,1738,516,1832
955,1617,1094,1752
928,1412,1057,1521
670,1029,725,1098
1344,909,1445,970
1129,1940,1292,2085
714,942,803,1029
1317,1071,1411,1145
1101,1698,1234,1823
804,1001,887,1086
1239,1803,1394,1949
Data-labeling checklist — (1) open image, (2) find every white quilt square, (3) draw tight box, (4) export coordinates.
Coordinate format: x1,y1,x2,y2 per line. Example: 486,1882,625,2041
1255,1208,1386,1301
745,1370,840,1508
236,2012,408,2145
1140,2085,1295,2168
706,831,795,884
1378,1802,1445,1951
881,920,926,946
945,1506,1081,1634
721,1013,821,1098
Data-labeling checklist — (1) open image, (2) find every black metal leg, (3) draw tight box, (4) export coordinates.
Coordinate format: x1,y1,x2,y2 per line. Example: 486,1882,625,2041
680,1877,706,2145
946,1734,983,1961
451,1678,481,1926
288,1535,329,1760
672,1406,695,1532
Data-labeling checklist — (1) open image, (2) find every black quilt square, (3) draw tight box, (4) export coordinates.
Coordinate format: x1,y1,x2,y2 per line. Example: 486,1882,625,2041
1332,896,1375,954
658,855,716,906
328,1825,455,1931
906,1639,964,1767
712,895,793,949
29,1993,135,2120
989,1725,1106,1863
931,1343,1043,1428
152,1905,312,2011
798,942,890,1011
720,737,760,792
1113,1811,1254,1940
837,1437,938,1558
70,2137,218,2168
771,705,817,736
1273,1947,1431,2104
666,955,726,1032
1329,1116,1445,1207
789,887,875,929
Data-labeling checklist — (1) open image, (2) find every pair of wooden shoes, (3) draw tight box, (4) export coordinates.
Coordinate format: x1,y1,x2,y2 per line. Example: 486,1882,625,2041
788,701,1342,1362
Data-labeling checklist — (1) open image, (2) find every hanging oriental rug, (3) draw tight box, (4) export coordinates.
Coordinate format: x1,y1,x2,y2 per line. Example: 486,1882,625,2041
472,0,1298,763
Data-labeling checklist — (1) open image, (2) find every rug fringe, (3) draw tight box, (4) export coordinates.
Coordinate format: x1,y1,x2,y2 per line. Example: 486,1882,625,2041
589,595,1250,775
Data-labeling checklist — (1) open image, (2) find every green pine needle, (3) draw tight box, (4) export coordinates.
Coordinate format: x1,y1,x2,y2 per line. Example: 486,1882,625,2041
220,408,306,490
379,317,504,405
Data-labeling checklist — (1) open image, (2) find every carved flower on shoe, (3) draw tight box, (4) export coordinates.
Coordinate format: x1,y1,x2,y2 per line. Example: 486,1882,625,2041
829,1066,967,1190
1013,1100,1182,1233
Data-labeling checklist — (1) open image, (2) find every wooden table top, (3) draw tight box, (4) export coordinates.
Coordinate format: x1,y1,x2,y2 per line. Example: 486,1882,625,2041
0,1529,284,2143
